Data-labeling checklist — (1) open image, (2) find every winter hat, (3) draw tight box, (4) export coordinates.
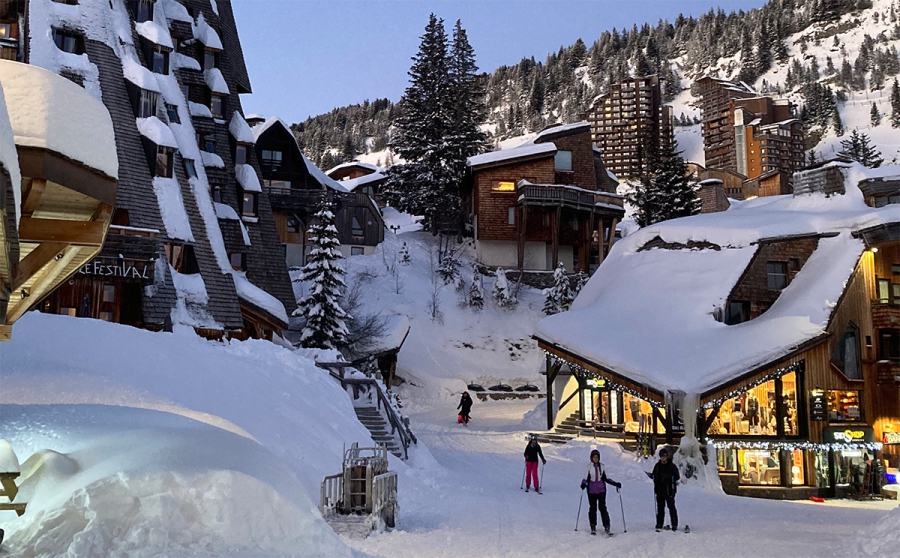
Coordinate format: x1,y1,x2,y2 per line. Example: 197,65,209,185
659,448,669,457
590,449,601,460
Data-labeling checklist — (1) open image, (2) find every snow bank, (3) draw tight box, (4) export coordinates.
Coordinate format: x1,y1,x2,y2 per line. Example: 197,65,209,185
0,60,117,179
852,503,900,555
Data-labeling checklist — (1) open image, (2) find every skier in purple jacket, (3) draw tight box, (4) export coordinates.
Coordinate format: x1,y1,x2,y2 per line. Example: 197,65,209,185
580,449,621,535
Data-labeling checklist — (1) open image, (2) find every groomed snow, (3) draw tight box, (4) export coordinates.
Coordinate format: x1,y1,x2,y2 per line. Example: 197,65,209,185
0,82,22,225
0,60,117,179
235,163,262,192
536,165,900,394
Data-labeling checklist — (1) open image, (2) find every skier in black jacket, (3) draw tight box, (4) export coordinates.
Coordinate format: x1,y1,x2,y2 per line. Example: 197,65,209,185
457,392,473,426
646,447,680,531
523,435,546,493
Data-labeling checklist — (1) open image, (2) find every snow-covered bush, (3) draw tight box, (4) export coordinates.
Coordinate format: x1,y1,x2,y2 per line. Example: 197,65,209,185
468,271,484,310
438,254,463,290
399,242,411,265
492,268,517,308
542,262,573,315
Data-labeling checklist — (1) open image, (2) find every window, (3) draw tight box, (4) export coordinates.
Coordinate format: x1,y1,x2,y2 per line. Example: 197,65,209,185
738,450,781,485
180,84,190,101
203,49,218,70
554,150,573,171
209,94,224,118
242,192,258,217
183,159,197,179
492,181,516,192
59,307,77,317
831,323,861,380
766,261,788,290
878,278,890,303
155,146,174,178
138,89,159,118
52,28,83,54
166,243,199,274
828,390,862,422
708,370,799,437
234,144,249,165
164,242,183,271
133,0,154,23
508,207,515,225
287,217,301,233
229,252,246,271
724,301,750,325
0,24,12,39
880,329,900,359
198,134,215,153
893,264,900,276
351,246,364,256
165,103,180,123
261,149,283,171
151,46,169,74
211,184,222,203
102,284,116,303
351,216,364,236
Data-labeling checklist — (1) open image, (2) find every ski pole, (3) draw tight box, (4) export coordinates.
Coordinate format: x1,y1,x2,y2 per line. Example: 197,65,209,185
575,489,584,531
520,462,526,489
618,488,627,533
540,461,545,490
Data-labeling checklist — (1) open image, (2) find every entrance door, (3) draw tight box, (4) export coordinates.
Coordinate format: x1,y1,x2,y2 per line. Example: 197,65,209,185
98,283,118,323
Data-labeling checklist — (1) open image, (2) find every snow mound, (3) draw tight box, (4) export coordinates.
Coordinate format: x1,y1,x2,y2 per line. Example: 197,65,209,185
0,439,20,473
851,503,900,556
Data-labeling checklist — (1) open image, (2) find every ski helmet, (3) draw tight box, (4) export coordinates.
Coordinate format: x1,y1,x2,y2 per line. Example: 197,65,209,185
590,449,600,460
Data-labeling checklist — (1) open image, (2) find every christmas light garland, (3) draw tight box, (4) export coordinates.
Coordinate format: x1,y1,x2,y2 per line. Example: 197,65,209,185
701,361,805,410
710,438,883,452
543,350,664,408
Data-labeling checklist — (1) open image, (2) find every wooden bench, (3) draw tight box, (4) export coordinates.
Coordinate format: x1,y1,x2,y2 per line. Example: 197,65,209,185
0,472,27,517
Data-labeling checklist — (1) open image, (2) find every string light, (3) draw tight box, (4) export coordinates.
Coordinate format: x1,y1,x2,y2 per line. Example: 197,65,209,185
702,361,805,410
542,350,664,408
710,438,882,452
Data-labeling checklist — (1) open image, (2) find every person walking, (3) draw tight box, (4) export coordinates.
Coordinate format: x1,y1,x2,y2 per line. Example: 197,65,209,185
646,447,680,532
580,449,622,535
457,392,473,426
523,435,546,493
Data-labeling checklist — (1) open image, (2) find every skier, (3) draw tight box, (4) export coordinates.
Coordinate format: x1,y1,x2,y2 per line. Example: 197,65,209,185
457,391,473,426
580,449,622,535
523,435,546,493
646,447,680,532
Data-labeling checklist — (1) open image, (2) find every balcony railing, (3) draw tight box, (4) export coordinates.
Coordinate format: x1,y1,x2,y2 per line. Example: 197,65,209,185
518,184,624,212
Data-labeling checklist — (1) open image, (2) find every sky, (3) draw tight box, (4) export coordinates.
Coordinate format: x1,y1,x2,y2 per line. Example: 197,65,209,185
233,0,768,125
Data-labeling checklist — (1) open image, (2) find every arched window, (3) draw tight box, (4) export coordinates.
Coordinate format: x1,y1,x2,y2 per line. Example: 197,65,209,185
831,323,861,380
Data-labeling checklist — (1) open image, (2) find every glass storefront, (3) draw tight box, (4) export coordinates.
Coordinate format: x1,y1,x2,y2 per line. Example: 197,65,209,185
623,392,664,433
708,372,799,437
578,378,663,433
738,449,782,485
828,390,862,422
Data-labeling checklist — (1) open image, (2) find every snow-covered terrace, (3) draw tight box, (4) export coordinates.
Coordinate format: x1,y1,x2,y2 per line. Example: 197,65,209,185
535,163,900,396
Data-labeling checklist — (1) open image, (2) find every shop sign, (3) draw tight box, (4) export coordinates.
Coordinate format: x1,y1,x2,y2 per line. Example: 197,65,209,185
883,431,900,445
822,426,875,444
809,389,827,421
78,258,153,281
585,378,609,391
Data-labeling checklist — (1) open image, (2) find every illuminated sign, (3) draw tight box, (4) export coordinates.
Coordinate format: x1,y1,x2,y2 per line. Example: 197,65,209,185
883,432,900,445
586,378,609,391
809,389,826,421
822,426,875,444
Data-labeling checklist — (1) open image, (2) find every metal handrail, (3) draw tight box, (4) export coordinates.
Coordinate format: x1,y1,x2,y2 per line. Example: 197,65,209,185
372,471,398,528
320,473,343,517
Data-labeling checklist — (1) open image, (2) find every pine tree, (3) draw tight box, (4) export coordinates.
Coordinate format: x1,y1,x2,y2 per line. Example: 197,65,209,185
468,271,484,310
492,268,517,308
294,200,349,349
871,102,882,127
891,78,900,127
447,20,488,185
627,137,699,227
399,242,411,265
438,254,463,290
542,262,573,315
839,130,884,168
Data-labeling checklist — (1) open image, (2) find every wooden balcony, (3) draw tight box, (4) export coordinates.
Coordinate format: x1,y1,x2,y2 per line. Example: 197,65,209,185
517,183,624,216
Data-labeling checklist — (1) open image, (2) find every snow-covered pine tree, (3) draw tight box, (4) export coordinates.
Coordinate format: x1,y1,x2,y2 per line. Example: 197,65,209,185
492,268,517,308
468,271,484,310
839,130,884,168
627,137,698,227
294,200,349,349
871,102,882,127
438,254,463,290
891,78,900,128
399,242,411,265
542,262,573,315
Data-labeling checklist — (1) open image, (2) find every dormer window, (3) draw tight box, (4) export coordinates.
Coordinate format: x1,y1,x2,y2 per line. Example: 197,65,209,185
351,216,364,236
151,45,169,74
52,28,84,54
242,192,258,218
198,133,215,153
165,242,200,274
155,146,174,178
766,261,788,291
183,159,197,179
133,0,154,23
229,252,246,271
138,89,159,118
261,149,283,171
211,184,222,203
165,103,180,123
234,144,249,165
210,94,224,118
203,49,218,70
287,217,301,233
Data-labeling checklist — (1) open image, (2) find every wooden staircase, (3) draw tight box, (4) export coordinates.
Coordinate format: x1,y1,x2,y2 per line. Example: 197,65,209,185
355,407,402,457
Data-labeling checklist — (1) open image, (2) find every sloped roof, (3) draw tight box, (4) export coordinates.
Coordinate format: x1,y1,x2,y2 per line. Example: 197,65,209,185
535,163,900,395
325,161,382,176
467,142,556,169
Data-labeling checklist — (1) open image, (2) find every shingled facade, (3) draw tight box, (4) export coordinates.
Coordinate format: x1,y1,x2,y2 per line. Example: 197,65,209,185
21,0,293,339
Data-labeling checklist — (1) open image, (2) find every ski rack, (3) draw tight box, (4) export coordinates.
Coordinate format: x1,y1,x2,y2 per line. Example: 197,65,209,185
320,443,397,530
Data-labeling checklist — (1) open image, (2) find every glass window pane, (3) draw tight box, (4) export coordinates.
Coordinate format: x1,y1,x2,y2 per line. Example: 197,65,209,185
235,145,248,165
554,150,572,171
878,279,890,302
790,450,804,486
782,372,798,435
102,284,116,303
351,216,363,236
210,96,223,117
492,181,516,191
739,449,781,485
828,390,861,422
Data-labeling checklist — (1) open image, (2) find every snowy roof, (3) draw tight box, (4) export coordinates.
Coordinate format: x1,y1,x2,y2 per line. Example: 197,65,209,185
325,161,382,176
136,116,178,148
194,14,223,50
341,170,387,192
122,58,161,93
535,163,900,395
135,20,174,49
523,121,591,145
0,60,117,179
228,112,255,143
235,164,262,193
152,176,194,241
160,0,193,22
467,143,556,168
0,83,22,226
204,68,230,95
233,274,289,324
214,201,239,220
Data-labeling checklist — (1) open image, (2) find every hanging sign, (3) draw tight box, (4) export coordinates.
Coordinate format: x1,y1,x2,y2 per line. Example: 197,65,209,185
586,377,609,391
822,426,875,444
883,431,900,444
809,389,827,421
78,258,153,281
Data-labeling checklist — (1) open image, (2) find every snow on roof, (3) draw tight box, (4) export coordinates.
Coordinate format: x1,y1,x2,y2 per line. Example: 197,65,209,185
523,121,591,145
152,176,194,242
536,164,900,395
201,150,225,168
122,58,161,92
0,439,19,474
249,115,289,142
194,13,223,50
136,116,178,148
204,68,230,95
210,0,219,16
135,20,174,49
233,274,289,324
229,112,255,143
326,161,382,176
214,201,239,220
606,169,619,183
367,315,410,356
0,60,117,179
303,154,349,192
235,164,262,193
189,101,212,118
467,143,556,168
160,0,193,22
0,83,22,226
169,267,220,329
340,170,387,191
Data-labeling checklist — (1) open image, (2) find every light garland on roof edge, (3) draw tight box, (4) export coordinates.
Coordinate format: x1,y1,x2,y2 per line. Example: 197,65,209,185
543,350,665,408
702,361,805,410
710,438,883,452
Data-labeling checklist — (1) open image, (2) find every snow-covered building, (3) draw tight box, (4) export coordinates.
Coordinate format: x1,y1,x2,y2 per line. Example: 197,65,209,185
465,122,624,272
0,60,117,341
249,117,384,266
326,161,388,206
14,0,293,339
535,162,900,499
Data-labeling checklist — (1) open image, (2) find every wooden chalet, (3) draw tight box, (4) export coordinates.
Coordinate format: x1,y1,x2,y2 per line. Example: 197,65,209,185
0,61,116,340
465,122,624,272
16,0,294,340
535,162,900,499
326,161,388,207
249,117,384,267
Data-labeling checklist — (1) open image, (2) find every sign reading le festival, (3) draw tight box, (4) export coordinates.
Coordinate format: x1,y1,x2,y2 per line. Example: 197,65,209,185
79,259,152,280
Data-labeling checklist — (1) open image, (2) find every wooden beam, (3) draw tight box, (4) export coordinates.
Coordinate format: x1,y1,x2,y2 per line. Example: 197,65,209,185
551,206,561,268
11,241,68,291
18,218,105,246
606,217,619,256
20,178,46,217
517,205,526,270
0,324,11,342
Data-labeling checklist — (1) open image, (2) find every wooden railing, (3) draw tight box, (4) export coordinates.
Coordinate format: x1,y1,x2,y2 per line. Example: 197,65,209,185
518,184,624,211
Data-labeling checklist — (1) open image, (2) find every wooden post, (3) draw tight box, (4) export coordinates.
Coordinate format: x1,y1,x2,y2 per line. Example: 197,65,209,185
597,218,606,263
517,205,526,270
551,206,561,268
546,356,562,431
606,217,619,257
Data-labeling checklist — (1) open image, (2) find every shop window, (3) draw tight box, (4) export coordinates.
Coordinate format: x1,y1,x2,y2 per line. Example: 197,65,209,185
492,181,516,192
242,192,258,217
508,207,515,225
789,449,805,485
261,149,283,171
132,0,154,23
204,49,218,70
554,150,573,171
351,246,364,256
209,94,224,118
828,390,862,422
287,217,301,233
229,252,246,271
351,216,364,236
211,185,222,203
52,28,84,54
831,323,861,379
183,159,197,179
138,89,159,118
234,144,249,165
623,392,662,433
766,261,788,290
717,449,738,472
709,371,799,436
155,146,174,178
738,449,781,485
165,103,180,123
724,300,750,325
102,284,116,303
151,46,169,74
